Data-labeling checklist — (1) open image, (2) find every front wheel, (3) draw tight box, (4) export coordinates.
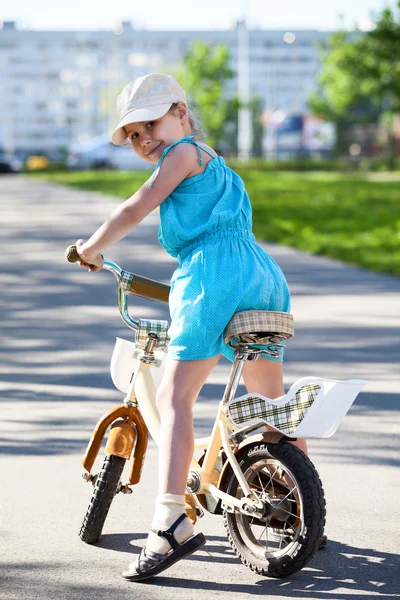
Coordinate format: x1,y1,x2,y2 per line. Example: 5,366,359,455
223,442,326,578
79,454,126,544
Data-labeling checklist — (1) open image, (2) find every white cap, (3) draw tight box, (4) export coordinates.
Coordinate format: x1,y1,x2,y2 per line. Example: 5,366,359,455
111,73,187,145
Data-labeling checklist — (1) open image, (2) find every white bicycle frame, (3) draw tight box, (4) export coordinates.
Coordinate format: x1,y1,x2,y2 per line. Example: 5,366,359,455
104,258,367,517
112,338,268,514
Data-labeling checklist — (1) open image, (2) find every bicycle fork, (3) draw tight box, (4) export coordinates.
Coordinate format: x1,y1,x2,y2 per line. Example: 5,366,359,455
81,401,148,488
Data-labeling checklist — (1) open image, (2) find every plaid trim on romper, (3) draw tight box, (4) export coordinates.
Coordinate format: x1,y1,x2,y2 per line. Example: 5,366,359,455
135,319,170,350
228,384,321,435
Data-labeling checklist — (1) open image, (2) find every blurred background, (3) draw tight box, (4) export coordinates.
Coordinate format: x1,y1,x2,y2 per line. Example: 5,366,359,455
1,0,399,276
0,0,399,172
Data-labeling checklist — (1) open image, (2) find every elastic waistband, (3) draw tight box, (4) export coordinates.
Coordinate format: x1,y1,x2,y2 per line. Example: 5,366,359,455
177,227,256,263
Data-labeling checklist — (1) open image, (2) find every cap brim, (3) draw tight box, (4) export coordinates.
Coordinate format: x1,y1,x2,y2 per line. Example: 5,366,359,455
111,103,173,145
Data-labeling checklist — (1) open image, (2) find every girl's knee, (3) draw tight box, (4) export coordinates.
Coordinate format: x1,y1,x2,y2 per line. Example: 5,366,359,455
155,387,193,414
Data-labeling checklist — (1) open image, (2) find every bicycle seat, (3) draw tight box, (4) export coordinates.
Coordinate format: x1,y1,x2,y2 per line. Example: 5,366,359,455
224,310,294,345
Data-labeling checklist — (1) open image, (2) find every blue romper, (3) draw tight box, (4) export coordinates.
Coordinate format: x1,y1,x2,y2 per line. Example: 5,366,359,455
148,133,291,362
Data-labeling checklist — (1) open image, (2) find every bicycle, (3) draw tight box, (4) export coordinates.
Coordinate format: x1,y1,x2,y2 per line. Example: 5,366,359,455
65,244,367,578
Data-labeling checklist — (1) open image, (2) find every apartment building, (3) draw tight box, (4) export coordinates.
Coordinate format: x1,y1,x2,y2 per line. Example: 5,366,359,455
0,20,331,158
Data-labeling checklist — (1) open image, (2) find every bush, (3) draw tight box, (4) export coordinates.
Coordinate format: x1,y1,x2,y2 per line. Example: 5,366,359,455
28,168,400,276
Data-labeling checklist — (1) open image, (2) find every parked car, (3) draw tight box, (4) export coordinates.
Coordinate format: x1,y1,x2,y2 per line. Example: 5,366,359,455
67,135,151,171
25,155,50,170
0,152,23,173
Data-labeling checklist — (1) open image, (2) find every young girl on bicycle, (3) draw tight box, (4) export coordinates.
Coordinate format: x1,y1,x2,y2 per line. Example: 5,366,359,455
76,73,313,582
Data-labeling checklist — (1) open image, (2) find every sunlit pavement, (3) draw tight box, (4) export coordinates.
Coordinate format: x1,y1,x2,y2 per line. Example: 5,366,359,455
1,174,399,600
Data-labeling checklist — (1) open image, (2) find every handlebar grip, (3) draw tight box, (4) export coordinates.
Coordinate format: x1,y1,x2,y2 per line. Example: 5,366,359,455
65,244,103,268
65,244,80,263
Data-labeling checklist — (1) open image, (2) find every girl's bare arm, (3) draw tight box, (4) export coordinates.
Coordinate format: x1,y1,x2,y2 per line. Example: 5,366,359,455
77,144,196,267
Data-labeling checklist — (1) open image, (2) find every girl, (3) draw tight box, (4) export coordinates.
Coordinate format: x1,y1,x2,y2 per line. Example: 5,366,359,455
75,73,312,582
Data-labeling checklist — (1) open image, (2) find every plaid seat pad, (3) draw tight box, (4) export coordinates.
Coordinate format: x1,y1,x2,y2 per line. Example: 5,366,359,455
228,384,321,435
135,319,170,350
224,310,294,344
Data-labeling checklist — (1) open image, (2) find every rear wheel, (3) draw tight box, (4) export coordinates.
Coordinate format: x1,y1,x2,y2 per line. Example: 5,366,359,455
223,442,326,578
79,454,126,544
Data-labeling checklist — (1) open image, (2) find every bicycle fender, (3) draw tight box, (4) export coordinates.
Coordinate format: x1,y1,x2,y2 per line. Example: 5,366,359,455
237,431,290,450
105,418,136,460
82,404,135,473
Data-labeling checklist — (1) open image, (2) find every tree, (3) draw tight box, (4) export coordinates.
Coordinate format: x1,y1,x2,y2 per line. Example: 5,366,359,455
308,1,400,167
174,41,234,151
175,40,263,156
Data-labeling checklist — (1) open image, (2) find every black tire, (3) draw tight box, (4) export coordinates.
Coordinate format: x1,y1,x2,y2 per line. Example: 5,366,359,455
223,441,326,578
79,454,126,544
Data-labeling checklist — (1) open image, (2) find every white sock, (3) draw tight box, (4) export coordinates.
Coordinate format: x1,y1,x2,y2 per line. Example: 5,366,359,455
145,493,194,555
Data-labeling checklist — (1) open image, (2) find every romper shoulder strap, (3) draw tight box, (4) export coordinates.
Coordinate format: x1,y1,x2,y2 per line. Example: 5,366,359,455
148,133,216,189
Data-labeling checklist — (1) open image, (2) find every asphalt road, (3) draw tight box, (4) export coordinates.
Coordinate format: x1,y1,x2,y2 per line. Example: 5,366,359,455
1,175,399,600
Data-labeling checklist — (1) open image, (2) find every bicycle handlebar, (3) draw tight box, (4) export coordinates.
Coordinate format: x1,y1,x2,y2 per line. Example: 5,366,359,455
65,244,104,268
65,244,170,331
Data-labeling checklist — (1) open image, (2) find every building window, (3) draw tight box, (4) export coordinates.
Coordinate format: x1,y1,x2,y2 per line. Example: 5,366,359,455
128,53,149,66
76,54,98,68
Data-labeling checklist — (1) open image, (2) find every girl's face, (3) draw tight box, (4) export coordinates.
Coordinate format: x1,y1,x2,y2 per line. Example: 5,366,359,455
124,103,191,164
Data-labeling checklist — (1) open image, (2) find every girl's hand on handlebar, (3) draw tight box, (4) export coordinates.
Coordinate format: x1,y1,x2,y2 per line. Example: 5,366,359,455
75,239,104,272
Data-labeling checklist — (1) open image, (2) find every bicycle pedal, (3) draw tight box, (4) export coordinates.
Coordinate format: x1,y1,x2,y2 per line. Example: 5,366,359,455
82,472,98,486
118,484,133,494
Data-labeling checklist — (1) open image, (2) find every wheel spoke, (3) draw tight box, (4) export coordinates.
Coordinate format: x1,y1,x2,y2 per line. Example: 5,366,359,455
262,467,275,495
275,485,298,507
257,473,266,493
279,508,299,519
278,519,289,550
257,526,265,541
277,531,283,551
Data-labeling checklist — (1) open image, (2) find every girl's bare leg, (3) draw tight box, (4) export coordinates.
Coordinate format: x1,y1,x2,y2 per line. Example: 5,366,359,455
156,354,221,494
138,354,221,555
124,354,222,576
241,358,308,455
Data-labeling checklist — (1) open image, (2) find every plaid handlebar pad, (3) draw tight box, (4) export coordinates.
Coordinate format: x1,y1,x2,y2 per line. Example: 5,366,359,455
224,310,294,344
135,319,170,350
228,384,321,435
120,270,135,294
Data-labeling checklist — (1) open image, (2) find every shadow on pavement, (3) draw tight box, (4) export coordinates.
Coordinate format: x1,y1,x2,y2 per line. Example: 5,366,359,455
144,539,399,599
98,532,238,564
3,539,396,599
0,435,90,456
2,176,399,600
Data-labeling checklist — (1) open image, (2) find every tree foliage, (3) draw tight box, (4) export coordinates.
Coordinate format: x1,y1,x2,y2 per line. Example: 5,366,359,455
174,41,234,150
175,40,263,156
308,1,400,162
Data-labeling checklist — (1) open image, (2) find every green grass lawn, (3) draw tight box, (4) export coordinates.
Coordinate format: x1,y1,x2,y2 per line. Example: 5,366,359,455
29,168,400,276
